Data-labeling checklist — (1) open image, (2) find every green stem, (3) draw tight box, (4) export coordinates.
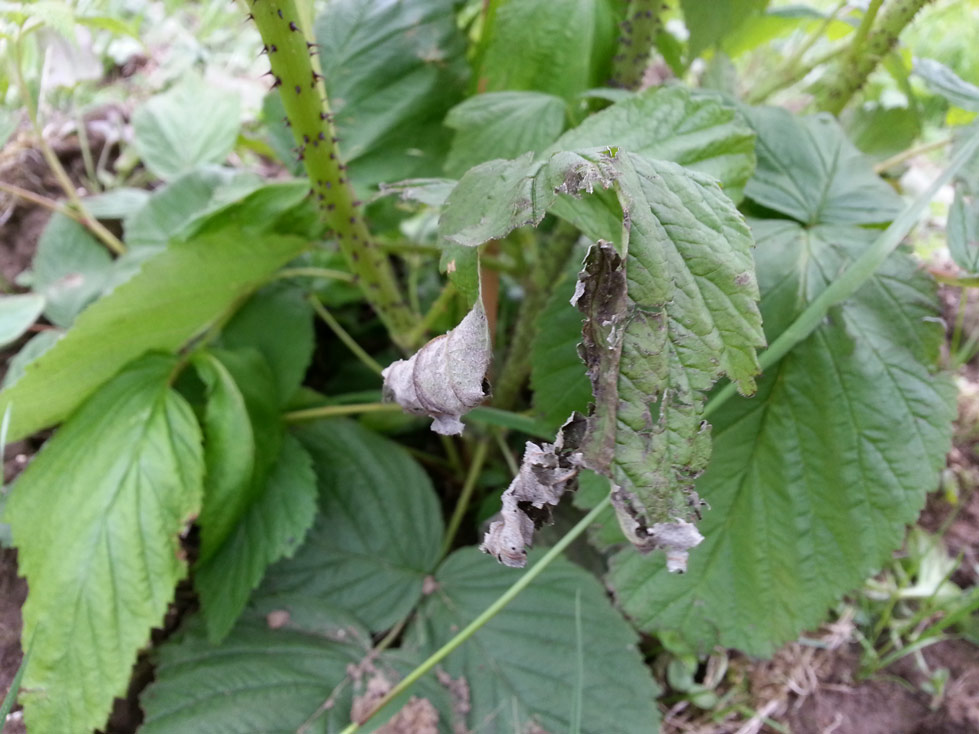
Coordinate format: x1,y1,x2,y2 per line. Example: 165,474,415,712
282,401,402,424
441,439,490,558
874,136,953,173
847,0,886,67
308,295,384,375
812,0,934,115
706,126,979,416
274,266,355,282
9,39,125,256
248,0,415,349
338,495,613,734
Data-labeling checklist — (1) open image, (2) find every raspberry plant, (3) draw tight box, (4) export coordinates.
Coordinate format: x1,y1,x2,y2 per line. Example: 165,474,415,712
1,0,978,732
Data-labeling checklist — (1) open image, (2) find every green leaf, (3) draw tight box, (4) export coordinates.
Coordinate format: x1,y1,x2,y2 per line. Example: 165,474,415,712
315,0,469,192
81,188,151,219
4,354,203,733
193,349,283,558
219,286,315,404
846,104,921,158
445,91,567,177
0,293,44,348
124,167,263,249
949,186,979,273
262,419,443,630
406,548,661,733
140,596,370,734
132,76,241,180
477,0,620,101
530,250,592,430
1,330,60,390
182,180,322,240
0,228,308,441
550,86,757,199
914,58,979,112
31,213,112,327
195,434,318,643
609,219,955,655
744,107,903,226
680,0,769,58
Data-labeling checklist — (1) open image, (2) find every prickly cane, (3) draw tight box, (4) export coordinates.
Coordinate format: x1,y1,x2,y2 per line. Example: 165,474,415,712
610,0,663,90
812,0,933,115
247,0,417,349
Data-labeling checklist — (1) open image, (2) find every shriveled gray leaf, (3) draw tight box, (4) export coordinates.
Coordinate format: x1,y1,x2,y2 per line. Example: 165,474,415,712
382,300,491,435
480,414,586,567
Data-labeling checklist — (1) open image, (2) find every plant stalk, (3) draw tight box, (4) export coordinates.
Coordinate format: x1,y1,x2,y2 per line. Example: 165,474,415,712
338,494,613,734
440,438,490,558
282,402,402,423
812,0,934,115
610,0,663,90
9,40,125,256
247,0,416,349
706,126,979,416
308,295,384,376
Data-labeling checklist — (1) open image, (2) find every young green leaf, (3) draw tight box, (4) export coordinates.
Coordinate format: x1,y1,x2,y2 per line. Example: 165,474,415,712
0,228,308,440
124,167,262,249
444,91,567,177
219,286,316,404
261,420,444,631
30,213,112,328
0,293,45,348
680,0,768,59
549,85,757,199
195,434,318,643
193,349,281,564
405,548,661,734
132,75,241,180
913,58,979,112
4,354,204,733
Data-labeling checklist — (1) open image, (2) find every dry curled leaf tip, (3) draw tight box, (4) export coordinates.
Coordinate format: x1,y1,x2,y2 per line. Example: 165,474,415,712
382,301,491,435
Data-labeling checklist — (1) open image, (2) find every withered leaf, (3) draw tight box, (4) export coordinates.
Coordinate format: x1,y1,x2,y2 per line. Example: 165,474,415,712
480,414,586,568
382,300,491,435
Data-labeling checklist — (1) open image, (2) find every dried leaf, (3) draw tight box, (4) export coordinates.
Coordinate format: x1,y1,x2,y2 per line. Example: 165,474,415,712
382,301,491,435
480,414,586,567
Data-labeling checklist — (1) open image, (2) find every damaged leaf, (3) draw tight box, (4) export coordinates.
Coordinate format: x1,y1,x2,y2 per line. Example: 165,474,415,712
480,414,586,567
569,153,764,570
383,300,491,435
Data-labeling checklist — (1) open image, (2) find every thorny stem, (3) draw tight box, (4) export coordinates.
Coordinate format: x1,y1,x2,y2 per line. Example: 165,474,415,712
9,39,126,256
812,0,934,115
610,0,663,90
706,125,979,416
308,295,385,376
440,438,490,558
247,0,416,350
337,495,613,734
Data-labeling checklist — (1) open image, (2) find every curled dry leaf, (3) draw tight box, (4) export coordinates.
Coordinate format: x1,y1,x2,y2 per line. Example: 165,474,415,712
382,300,491,435
480,414,586,568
